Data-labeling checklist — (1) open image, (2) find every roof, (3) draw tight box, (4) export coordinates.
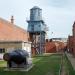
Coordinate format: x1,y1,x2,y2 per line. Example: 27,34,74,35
31,6,41,10
0,17,29,41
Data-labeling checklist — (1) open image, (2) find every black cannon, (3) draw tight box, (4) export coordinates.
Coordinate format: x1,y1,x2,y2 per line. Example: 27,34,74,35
3,49,29,68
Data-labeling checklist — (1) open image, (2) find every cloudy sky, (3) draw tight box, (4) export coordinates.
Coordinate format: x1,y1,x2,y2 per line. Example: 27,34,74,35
0,0,75,38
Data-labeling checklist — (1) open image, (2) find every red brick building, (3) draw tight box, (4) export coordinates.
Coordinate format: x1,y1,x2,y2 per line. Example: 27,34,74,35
45,39,56,53
68,22,75,56
67,36,73,53
45,39,67,53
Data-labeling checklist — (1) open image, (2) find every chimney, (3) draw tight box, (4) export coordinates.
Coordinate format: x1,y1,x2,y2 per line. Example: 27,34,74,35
46,39,48,42
11,16,14,24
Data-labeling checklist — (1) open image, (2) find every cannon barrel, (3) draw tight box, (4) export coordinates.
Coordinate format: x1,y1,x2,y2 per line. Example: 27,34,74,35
3,49,29,64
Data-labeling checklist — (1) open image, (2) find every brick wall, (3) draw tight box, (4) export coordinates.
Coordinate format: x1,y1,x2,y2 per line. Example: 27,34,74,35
45,40,56,53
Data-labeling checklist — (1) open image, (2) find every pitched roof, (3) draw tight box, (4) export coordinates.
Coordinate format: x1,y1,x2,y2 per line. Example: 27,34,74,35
0,17,29,41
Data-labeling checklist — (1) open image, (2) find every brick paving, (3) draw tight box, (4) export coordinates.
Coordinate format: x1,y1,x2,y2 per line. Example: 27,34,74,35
66,52,75,70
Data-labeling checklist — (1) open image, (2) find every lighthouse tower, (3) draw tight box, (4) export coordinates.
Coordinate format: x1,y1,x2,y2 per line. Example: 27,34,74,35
27,6,46,54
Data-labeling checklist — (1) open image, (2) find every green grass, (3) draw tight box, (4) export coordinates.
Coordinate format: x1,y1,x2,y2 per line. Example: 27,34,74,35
0,54,62,75
0,61,7,66
31,54,62,75
0,53,74,75
64,54,75,75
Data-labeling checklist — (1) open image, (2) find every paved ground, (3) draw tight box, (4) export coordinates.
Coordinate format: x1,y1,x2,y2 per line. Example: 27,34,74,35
0,54,3,60
66,52,75,70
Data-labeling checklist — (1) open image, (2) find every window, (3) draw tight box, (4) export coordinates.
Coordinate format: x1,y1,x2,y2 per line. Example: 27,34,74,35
39,25,40,27
31,25,34,31
0,48,5,53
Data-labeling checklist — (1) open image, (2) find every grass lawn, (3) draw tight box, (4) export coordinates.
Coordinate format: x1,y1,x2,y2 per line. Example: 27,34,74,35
64,54,75,75
0,53,74,75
